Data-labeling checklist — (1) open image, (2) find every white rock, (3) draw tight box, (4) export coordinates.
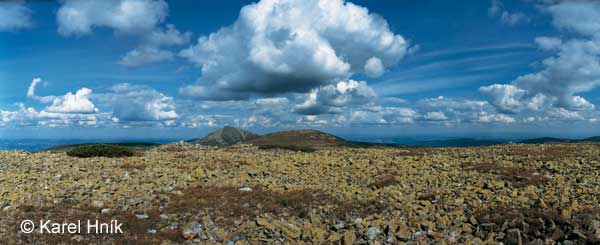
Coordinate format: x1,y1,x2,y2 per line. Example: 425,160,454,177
238,187,253,192
92,200,104,208
135,214,149,219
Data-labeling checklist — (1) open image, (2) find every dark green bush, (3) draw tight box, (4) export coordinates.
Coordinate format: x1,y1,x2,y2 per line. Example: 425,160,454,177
66,144,134,158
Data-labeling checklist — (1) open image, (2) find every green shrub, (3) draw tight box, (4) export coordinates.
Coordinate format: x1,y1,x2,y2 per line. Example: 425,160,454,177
66,144,134,158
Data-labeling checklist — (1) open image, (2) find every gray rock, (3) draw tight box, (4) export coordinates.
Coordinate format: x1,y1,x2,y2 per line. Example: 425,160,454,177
135,214,149,219
505,228,522,245
182,221,202,240
367,227,381,241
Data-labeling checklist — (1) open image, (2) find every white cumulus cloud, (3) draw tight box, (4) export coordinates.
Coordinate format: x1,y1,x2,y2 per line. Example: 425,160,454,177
479,84,526,113
535,37,562,51
546,1,600,38
103,83,178,122
56,0,168,36
118,46,174,67
423,111,448,121
57,0,190,67
0,1,32,31
45,88,98,114
26,77,98,114
295,80,377,115
179,0,410,100
481,1,600,117
364,57,384,78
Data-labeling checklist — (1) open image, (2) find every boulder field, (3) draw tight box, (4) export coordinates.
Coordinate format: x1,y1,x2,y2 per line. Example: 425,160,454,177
0,142,598,243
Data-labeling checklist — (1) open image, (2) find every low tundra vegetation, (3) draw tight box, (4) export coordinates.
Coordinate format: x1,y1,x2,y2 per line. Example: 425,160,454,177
66,144,135,158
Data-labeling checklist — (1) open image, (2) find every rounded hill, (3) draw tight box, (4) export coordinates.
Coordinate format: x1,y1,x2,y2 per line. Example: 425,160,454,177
244,130,351,151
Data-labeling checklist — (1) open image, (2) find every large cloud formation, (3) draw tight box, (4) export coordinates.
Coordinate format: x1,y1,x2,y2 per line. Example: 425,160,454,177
57,0,190,67
1,78,180,128
481,0,600,116
102,83,178,122
56,0,168,36
295,80,377,115
26,78,98,114
0,1,32,31
119,24,192,67
0,78,102,128
179,0,410,100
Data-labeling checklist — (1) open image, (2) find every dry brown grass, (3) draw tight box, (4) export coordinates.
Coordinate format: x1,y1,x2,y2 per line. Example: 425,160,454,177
120,162,147,171
8,204,173,244
367,174,400,189
7,183,390,243
462,162,549,187
502,145,580,161
166,185,335,223
393,148,438,157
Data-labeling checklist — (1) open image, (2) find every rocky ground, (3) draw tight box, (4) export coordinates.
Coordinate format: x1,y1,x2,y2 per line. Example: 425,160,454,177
0,142,599,244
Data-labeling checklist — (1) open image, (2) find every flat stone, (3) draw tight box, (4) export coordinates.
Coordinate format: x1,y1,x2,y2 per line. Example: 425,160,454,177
343,230,356,244
505,228,522,245
181,221,202,240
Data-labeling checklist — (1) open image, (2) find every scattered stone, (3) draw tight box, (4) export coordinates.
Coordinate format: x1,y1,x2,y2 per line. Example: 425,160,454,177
506,228,522,245
92,200,104,208
71,235,84,242
0,143,598,243
283,223,301,240
343,230,356,244
135,214,149,220
328,231,342,242
367,227,381,241
396,225,412,241
181,221,202,240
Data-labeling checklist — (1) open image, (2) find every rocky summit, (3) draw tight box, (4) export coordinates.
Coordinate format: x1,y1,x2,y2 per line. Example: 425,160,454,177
0,142,599,244
190,126,259,147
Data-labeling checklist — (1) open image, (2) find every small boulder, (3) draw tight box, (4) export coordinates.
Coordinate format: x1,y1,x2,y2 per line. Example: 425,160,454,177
181,221,202,240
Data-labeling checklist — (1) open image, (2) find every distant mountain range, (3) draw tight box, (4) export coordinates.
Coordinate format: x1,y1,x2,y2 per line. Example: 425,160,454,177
518,136,600,144
190,127,387,151
407,138,504,147
190,126,600,149
45,142,161,153
28,127,600,152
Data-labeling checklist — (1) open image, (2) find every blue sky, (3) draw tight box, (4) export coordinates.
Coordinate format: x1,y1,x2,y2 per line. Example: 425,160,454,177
2,0,600,140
